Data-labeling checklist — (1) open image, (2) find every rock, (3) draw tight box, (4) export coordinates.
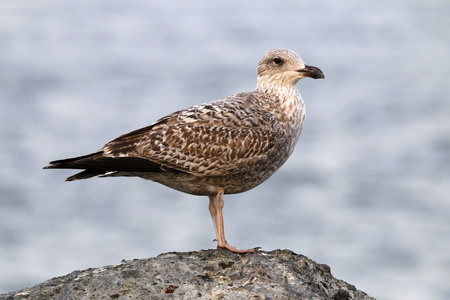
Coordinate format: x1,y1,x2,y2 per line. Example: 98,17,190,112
0,249,375,299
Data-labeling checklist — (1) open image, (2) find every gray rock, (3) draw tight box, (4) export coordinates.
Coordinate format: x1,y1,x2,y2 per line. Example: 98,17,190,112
1,249,375,299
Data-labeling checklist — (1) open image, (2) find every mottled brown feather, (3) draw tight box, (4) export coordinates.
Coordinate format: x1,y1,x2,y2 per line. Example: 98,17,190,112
101,92,284,178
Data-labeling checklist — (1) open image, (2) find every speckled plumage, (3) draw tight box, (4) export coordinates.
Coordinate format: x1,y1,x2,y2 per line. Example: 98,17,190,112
45,48,324,252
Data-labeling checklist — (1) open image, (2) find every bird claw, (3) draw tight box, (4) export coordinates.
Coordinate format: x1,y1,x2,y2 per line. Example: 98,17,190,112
215,242,261,253
212,237,261,253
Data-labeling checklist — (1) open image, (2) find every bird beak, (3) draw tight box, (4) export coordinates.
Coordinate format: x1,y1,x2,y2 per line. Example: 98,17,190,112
298,65,325,79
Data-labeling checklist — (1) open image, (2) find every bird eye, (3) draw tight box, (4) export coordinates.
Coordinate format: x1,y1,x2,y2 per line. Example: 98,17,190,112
273,58,282,64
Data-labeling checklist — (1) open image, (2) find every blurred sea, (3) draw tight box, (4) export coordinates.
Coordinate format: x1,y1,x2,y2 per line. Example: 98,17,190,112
1,1,449,299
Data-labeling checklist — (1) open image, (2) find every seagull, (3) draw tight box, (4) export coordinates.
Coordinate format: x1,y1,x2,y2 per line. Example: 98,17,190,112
44,48,324,253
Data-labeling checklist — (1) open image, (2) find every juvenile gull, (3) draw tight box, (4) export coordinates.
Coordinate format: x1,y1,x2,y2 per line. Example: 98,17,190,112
44,48,324,253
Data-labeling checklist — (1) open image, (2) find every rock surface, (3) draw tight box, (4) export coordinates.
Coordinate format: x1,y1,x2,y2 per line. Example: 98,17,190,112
1,249,375,299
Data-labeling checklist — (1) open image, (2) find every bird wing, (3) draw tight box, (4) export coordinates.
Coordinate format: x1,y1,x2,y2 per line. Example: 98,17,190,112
102,94,286,177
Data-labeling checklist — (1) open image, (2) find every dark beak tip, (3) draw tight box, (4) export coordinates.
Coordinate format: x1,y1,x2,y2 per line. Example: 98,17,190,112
300,65,325,80
312,67,325,80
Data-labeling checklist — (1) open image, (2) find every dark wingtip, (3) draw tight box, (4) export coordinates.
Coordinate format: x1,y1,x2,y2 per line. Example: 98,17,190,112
43,161,65,169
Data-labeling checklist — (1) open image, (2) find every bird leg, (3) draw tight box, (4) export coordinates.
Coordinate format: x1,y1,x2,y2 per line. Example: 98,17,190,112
208,188,258,253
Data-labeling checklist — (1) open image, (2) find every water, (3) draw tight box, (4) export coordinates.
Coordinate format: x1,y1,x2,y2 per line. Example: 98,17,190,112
1,1,449,299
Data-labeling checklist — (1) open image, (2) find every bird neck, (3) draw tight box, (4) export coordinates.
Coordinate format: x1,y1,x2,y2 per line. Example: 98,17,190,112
255,84,303,111
255,85,305,134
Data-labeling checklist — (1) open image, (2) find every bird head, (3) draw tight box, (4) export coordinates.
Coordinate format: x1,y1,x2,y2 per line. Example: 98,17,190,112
256,48,324,88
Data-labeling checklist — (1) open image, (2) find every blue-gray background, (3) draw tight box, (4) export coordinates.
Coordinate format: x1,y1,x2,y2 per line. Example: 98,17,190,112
1,1,449,299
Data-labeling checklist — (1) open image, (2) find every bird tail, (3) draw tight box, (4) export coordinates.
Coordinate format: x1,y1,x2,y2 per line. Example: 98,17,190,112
43,152,166,181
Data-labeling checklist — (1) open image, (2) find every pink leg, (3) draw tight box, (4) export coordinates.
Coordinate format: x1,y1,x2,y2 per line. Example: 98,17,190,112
208,188,259,253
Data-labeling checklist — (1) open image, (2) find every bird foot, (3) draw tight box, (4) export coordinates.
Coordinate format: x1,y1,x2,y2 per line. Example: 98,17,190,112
214,239,260,253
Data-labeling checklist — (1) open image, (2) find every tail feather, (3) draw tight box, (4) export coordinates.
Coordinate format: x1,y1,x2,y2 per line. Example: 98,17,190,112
44,151,173,181
66,170,106,181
